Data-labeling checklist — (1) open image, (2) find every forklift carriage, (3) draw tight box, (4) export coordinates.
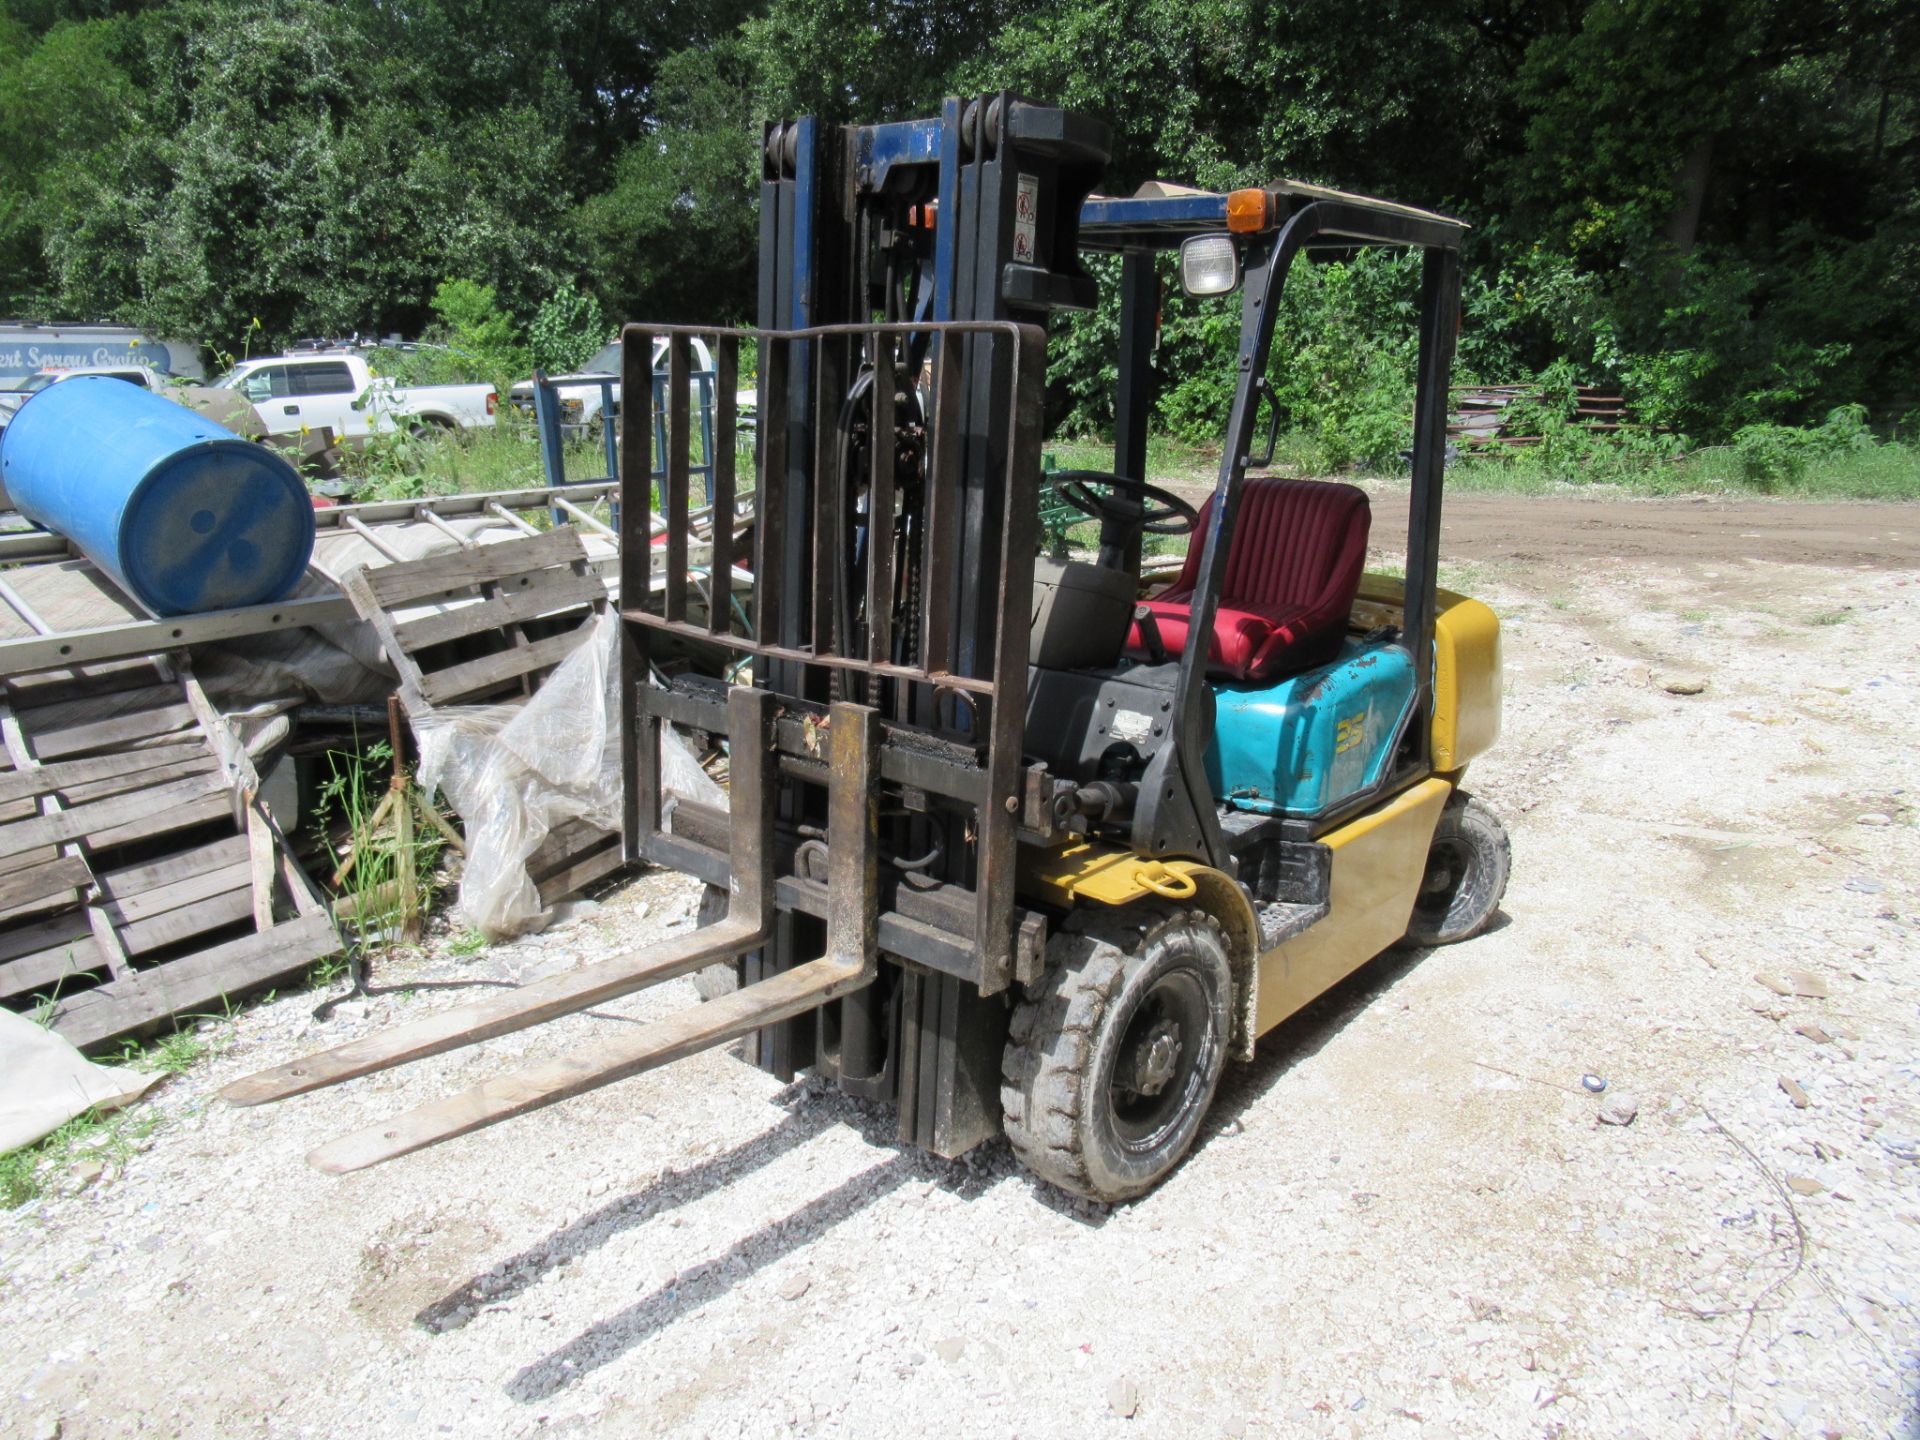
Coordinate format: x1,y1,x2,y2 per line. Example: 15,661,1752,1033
228,95,1509,1203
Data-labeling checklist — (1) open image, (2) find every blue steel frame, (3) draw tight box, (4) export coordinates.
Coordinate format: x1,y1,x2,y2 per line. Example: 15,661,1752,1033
1078,193,1234,244
530,366,717,513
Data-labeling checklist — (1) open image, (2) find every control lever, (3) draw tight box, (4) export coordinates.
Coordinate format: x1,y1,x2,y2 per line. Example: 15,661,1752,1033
1133,604,1169,665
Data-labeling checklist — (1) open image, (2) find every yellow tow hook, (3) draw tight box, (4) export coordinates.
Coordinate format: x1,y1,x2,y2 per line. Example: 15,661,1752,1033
1136,862,1198,900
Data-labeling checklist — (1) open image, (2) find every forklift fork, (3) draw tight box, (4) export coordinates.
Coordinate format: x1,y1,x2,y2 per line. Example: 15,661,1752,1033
221,690,883,1174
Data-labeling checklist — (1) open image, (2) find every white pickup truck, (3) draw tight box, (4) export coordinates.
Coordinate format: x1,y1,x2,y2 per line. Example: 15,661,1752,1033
211,352,497,441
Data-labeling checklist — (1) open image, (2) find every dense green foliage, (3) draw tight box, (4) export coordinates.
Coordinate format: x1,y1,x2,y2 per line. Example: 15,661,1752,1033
0,0,1912,464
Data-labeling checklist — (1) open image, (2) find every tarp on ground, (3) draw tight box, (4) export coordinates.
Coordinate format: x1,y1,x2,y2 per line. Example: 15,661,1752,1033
0,1008,158,1154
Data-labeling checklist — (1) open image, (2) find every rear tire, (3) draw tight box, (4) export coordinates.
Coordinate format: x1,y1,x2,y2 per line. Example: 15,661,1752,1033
1403,792,1510,946
1002,904,1232,1203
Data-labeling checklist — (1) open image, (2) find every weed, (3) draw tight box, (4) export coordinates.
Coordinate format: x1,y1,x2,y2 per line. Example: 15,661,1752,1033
1808,607,1852,626
308,951,352,987
0,1148,35,1208
354,376,1920,519
448,929,488,957
313,740,442,950
143,1029,210,1076
1438,560,1490,593
113,1030,200,1075
1047,434,1221,489
0,1105,167,1209
1444,427,1920,499
1678,608,1709,622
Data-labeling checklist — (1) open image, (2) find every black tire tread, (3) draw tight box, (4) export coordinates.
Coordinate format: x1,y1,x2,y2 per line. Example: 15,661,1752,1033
1002,902,1229,1201
1405,791,1511,946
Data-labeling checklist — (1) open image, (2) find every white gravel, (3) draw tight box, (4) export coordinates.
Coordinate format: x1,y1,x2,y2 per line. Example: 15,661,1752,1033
3,542,1917,1439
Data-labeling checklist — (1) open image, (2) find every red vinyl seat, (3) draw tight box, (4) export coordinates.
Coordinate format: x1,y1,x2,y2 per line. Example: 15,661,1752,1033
1128,478,1371,682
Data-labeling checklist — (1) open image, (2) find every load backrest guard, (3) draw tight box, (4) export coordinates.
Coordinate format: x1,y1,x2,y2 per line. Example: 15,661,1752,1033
618,318,1048,992
608,98,1111,1158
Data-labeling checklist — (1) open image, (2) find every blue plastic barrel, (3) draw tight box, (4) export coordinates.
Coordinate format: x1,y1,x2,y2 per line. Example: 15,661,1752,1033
0,376,315,616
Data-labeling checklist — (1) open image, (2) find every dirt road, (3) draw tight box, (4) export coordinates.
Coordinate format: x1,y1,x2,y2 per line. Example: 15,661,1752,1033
1386,491,1920,572
1162,481,1920,572
3,496,1917,1439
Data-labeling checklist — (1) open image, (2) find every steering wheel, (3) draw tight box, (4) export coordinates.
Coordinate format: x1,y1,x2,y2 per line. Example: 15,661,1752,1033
1052,471,1199,539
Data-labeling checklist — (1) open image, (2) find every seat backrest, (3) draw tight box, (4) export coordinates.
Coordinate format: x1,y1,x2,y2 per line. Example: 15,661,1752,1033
1174,478,1371,609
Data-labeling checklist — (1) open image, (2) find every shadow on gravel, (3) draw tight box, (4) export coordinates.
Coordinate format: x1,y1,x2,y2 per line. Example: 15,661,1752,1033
413,1097,842,1336
444,918,1510,1394
431,1082,1001,1402
504,1150,919,1401
1199,916,1511,1137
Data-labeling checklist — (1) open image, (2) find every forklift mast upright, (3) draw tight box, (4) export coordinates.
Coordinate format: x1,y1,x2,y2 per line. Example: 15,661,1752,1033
619,97,1110,1158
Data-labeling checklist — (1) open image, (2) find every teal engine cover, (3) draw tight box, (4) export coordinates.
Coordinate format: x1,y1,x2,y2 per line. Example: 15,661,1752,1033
1206,640,1416,817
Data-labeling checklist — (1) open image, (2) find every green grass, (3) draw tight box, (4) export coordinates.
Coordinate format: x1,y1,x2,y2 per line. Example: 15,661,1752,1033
340,417,567,502
354,412,1920,512
0,1106,168,1209
1047,434,1222,488
1443,439,1920,499
1056,426,1920,501
1355,557,1486,593
312,741,441,947
341,416,757,516
0,1017,232,1209
308,951,352,987
126,1028,209,1076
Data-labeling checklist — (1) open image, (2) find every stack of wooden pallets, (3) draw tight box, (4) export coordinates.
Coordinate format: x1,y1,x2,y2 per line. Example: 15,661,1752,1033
340,525,626,913
0,656,339,1051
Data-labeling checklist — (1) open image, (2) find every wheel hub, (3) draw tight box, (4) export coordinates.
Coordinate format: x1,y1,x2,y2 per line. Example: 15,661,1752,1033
1121,1018,1184,1097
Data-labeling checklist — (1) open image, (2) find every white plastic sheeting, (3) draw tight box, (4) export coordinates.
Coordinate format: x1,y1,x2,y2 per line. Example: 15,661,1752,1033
0,1010,158,1154
414,611,721,938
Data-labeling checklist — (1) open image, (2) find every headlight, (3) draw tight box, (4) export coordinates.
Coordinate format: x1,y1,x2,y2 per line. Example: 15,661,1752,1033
1180,234,1241,297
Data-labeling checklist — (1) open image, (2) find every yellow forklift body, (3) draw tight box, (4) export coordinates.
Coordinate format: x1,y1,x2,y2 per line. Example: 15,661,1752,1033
1250,776,1451,1033
1353,579,1502,772
1020,776,1454,1044
1018,574,1501,1051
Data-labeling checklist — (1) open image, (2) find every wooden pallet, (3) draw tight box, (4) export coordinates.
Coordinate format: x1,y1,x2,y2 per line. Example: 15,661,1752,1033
0,657,341,1051
339,527,626,906
1448,382,1661,448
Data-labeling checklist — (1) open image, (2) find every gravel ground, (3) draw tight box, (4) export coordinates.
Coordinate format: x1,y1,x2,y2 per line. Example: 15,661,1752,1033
3,505,1918,1439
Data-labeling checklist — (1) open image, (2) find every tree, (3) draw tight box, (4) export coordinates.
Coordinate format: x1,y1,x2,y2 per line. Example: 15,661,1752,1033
575,41,762,324
1505,0,1920,425
0,13,138,311
29,0,577,354
0,0,1907,435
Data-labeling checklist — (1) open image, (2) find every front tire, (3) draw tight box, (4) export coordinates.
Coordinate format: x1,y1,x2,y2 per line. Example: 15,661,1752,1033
1404,792,1510,946
1002,904,1232,1203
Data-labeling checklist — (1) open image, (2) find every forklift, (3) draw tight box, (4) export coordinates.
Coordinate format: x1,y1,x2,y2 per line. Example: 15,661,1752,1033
226,94,1509,1203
